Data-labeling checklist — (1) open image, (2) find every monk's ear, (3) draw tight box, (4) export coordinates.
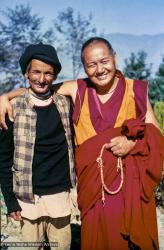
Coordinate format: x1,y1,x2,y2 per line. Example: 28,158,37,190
113,51,117,60
25,72,29,79
113,51,117,67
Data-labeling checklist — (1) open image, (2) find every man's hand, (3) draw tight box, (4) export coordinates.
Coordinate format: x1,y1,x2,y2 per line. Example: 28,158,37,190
106,136,136,157
0,94,13,130
9,211,22,221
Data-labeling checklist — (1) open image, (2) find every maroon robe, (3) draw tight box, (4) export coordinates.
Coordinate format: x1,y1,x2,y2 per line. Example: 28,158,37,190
75,120,164,250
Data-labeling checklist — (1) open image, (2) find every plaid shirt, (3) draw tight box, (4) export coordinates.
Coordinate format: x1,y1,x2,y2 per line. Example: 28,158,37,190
12,89,75,203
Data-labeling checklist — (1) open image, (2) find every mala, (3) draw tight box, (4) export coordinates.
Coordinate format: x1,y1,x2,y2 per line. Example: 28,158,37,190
96,143,124,205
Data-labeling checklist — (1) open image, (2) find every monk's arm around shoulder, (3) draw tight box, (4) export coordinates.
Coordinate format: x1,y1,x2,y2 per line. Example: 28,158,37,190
0,80,77,129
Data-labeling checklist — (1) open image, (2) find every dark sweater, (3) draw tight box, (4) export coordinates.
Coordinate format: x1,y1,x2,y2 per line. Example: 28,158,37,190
0,103,71,214
32,104,71,195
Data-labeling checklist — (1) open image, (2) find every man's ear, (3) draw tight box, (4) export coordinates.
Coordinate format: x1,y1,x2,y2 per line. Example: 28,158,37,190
24,72,29,79
53,75,57,81
53,71,58,81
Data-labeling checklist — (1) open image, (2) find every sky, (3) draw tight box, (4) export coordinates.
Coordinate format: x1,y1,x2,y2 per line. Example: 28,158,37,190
1,0,164,35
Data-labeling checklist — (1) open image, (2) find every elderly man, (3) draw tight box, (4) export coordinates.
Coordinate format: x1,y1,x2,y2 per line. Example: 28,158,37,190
0,43,76,250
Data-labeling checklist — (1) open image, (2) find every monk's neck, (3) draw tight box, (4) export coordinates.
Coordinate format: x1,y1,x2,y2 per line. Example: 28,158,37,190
96,77,119,104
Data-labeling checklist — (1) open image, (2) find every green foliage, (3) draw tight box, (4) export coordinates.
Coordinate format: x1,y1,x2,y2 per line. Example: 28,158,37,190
155,176,164,208
123,51,164,105
123,50,152,80
0,189,7,214
53,7,96,78
154,102,164,134
154,101,164,208
148,57,164,105
0,4,56,94
148,79,164,106
156,56,164,78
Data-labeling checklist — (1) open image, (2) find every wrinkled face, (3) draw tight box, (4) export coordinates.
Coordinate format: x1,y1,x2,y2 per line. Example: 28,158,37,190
25,59,56,94
83,42,116,90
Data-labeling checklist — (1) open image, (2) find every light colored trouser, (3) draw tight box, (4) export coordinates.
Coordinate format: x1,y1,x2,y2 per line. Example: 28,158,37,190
20,215,71,250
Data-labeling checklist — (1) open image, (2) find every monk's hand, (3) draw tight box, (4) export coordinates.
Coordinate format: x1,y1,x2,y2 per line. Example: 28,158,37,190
106,136,136,157
9,211,22,221
0,94,13,130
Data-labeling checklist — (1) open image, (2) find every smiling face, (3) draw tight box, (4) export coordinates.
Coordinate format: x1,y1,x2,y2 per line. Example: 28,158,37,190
82,41,117,92
25,59,56,94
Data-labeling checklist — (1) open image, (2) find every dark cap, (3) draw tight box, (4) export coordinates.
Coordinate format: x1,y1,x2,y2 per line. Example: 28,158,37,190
19,43,62,75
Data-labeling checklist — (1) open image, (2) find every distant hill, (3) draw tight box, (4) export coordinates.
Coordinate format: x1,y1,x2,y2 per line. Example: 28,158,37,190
104,33,164,74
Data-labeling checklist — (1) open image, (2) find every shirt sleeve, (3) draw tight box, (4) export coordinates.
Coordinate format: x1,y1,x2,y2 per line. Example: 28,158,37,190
0,115,22,214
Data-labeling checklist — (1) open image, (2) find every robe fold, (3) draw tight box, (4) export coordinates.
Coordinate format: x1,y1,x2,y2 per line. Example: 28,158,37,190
75,120,164,250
